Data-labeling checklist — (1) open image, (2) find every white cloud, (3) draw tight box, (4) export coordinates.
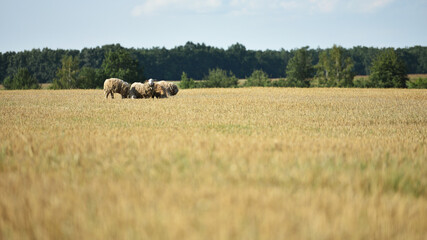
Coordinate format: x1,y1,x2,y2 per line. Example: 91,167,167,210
227,0,341,15
228,0,301,15
279,1,301,10
228,0,262,15
131,0,395,16
131,0,222,16
349,0,395,12
282,0,395,13
308,0,340,12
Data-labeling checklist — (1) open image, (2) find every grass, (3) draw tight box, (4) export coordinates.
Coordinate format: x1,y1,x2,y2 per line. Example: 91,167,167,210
0,88,426,240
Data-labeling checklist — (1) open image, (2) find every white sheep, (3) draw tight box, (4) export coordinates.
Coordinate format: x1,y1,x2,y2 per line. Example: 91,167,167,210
103,78,130,99
152,82,168,98
157,81,179,96
129,80,154,99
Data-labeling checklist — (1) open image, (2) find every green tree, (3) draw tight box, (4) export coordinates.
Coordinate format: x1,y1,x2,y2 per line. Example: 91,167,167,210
0,52,6,84
3,67,40,89
179,72,196,89
227,43,248,78
406,77,427,89
285,47,314,87
202,68,238,88
51,55,80,89
314,45,354,87
101,49,141,83
78,67,104,89
271,78,288,87
369,48,408,88
245,70,271,87
2,44,427,84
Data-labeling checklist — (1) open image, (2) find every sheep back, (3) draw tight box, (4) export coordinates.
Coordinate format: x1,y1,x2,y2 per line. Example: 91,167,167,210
104,78,130,99
152,83,168,98
129,82,154,98
157,81,179,96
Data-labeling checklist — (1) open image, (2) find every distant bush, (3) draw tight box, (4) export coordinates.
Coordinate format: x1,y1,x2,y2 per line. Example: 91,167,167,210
353,77,375,88
201,68,238,88
179,72,196,89
244,70,271,87
245,69,316,88
270,78,287,87
3,68,40,90
309,78,325,88
270,78,310,87
407,77,427,89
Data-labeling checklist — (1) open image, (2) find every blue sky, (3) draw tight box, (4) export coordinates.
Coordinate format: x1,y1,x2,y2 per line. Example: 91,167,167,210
0,0,426,52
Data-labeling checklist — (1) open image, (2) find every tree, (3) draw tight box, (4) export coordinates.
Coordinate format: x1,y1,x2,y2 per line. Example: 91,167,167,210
0,52,6,84
202,68,238,88
314,45,354,87
80,46,105,69
51,55,80,89
1,44,427,85
3,67,40,89
226,43,248,78
78,67,105,89
101,49,141,83
406,77,427,89
245,70,271,87
285,47,314,87
348,46,380,76
369,48,408,88
179,72,196,89
255,50,288,78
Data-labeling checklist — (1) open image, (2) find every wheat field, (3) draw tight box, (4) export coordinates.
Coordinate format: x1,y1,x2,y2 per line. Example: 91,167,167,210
0,88,426,240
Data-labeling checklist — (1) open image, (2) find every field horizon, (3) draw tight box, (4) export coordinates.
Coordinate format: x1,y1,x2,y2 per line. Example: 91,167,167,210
0,88,426,239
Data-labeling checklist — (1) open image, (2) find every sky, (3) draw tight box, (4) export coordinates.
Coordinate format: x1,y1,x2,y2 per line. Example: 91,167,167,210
0,0,426,52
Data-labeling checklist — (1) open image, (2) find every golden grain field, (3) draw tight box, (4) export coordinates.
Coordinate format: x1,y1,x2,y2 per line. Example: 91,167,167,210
0,88,426,240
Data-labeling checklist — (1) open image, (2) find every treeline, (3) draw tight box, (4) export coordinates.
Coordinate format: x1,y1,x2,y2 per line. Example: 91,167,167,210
1,42,426,86
178,45,426,89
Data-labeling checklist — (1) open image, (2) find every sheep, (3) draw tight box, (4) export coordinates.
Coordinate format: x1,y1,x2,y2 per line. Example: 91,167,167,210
157,81,179,96
152,82,168,98
129,79,168,99
129,80,154,99
103,78,130,99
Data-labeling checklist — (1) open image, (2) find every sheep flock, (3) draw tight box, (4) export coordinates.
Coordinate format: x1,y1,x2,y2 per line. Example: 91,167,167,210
104,78,179,99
